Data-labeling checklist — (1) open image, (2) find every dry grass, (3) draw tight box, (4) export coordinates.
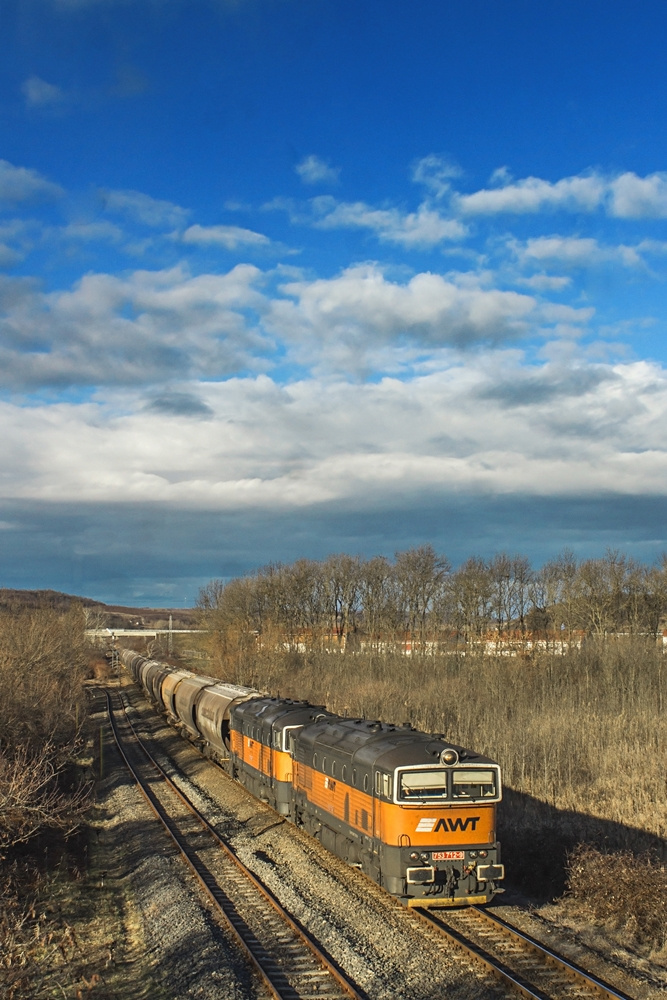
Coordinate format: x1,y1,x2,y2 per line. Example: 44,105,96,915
0,836,102,1000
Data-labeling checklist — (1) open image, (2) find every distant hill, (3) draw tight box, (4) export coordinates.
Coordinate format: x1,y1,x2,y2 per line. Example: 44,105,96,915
0,589,197,629
0,588,103,612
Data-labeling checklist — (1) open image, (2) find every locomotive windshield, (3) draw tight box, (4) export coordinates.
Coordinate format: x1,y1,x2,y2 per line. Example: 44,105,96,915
398,769,448,800
452,769,497,798
397,766,500,802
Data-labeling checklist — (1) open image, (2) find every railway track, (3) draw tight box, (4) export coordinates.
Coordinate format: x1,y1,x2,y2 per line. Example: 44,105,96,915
415,904,635,1000
104,683,639,1000
102,687,363,1000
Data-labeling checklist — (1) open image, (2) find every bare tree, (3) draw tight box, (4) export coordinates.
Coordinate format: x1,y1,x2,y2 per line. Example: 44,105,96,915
641,561,667,638
394,546,450,653
574,550,631,637
322,554,361,648
82,604,108,633
450,557,493,644
358,556,395,651
542,549,579,642
527,561,562,647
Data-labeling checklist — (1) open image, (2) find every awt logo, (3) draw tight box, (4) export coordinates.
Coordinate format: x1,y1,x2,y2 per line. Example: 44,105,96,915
415,816,480,833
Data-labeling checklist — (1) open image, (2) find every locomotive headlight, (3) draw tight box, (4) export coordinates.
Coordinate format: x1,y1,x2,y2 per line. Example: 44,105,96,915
479,850,488,858
409,852,420,862
469,851,478,859
440,748,459,765
420,852,430,863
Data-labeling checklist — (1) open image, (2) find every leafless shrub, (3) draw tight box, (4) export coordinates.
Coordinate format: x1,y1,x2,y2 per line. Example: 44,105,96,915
0,606,94,997
0,606,92,847
0,606,90,749
566,844,667,950
0,743,90,850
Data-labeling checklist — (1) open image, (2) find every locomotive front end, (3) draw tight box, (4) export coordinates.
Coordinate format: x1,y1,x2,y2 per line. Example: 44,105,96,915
380,752,504,906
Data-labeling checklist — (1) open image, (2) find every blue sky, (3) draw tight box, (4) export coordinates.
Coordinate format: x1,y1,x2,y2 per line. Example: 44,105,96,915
2,0,667,605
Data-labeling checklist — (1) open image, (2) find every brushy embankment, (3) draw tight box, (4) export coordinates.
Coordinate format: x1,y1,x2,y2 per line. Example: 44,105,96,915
0,606,94,999
203,636,666,949
566,844,667,951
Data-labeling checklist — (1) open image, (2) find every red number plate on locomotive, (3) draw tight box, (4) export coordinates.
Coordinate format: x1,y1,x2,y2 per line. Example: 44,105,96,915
432,850,464,861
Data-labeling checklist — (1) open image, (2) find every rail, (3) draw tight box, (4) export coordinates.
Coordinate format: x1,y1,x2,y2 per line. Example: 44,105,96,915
100,686,363,1000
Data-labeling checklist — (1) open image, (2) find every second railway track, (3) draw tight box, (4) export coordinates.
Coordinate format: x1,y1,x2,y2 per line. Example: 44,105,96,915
415,904,636,1000
102,686,363,1000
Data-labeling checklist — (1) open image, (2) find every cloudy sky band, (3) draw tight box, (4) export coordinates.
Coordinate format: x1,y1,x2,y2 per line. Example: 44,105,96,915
3,0,667,603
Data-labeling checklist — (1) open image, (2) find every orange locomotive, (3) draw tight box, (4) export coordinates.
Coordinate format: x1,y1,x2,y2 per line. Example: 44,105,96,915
120,650,504,907
229,697,504,907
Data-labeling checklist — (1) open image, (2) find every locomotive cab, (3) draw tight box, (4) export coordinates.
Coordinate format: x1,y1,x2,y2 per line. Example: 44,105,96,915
291,718,505,907
386,759,504,905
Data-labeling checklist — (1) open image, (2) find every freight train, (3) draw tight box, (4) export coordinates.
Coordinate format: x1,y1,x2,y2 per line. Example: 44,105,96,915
119,649,504,908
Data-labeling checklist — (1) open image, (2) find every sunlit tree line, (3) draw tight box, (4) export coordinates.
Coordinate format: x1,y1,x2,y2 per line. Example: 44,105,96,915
197,547,667,654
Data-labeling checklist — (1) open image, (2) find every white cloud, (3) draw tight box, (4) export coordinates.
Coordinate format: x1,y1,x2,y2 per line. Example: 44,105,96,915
2,261,549,390
269,264,536,370
489,166,513,186
102,188,189,228
0,264,269,389
312,197,467,247
608,172,667,218
457,173,605,214
411,155,462,199
0,160,63,203
1,356,667,506
295,155,340,185
182,223,271,249
0,244,22,266
518,274,572,291
60,221,124,243
456,168,667,220
538,302,595,324
0,220,34,265
22,76,66,108
510,236,665,267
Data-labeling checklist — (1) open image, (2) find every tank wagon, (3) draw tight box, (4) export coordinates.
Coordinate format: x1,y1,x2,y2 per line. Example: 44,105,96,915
119,649,504,907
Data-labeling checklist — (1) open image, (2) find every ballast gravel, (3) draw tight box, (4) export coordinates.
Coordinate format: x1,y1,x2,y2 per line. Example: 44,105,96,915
91,688,267,1000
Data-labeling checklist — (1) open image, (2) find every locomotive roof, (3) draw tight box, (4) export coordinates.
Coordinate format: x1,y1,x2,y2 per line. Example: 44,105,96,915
231,696,498,770
233,695,336,729
298,717,497,770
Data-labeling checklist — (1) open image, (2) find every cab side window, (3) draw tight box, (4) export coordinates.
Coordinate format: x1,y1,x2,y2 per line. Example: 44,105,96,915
374,772,393,798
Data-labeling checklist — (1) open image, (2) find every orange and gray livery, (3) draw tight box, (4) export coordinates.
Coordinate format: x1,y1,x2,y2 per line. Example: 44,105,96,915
120,649,505,908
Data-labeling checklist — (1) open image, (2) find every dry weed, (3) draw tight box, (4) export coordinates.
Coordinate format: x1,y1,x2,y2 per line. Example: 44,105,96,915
566,844,667,951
